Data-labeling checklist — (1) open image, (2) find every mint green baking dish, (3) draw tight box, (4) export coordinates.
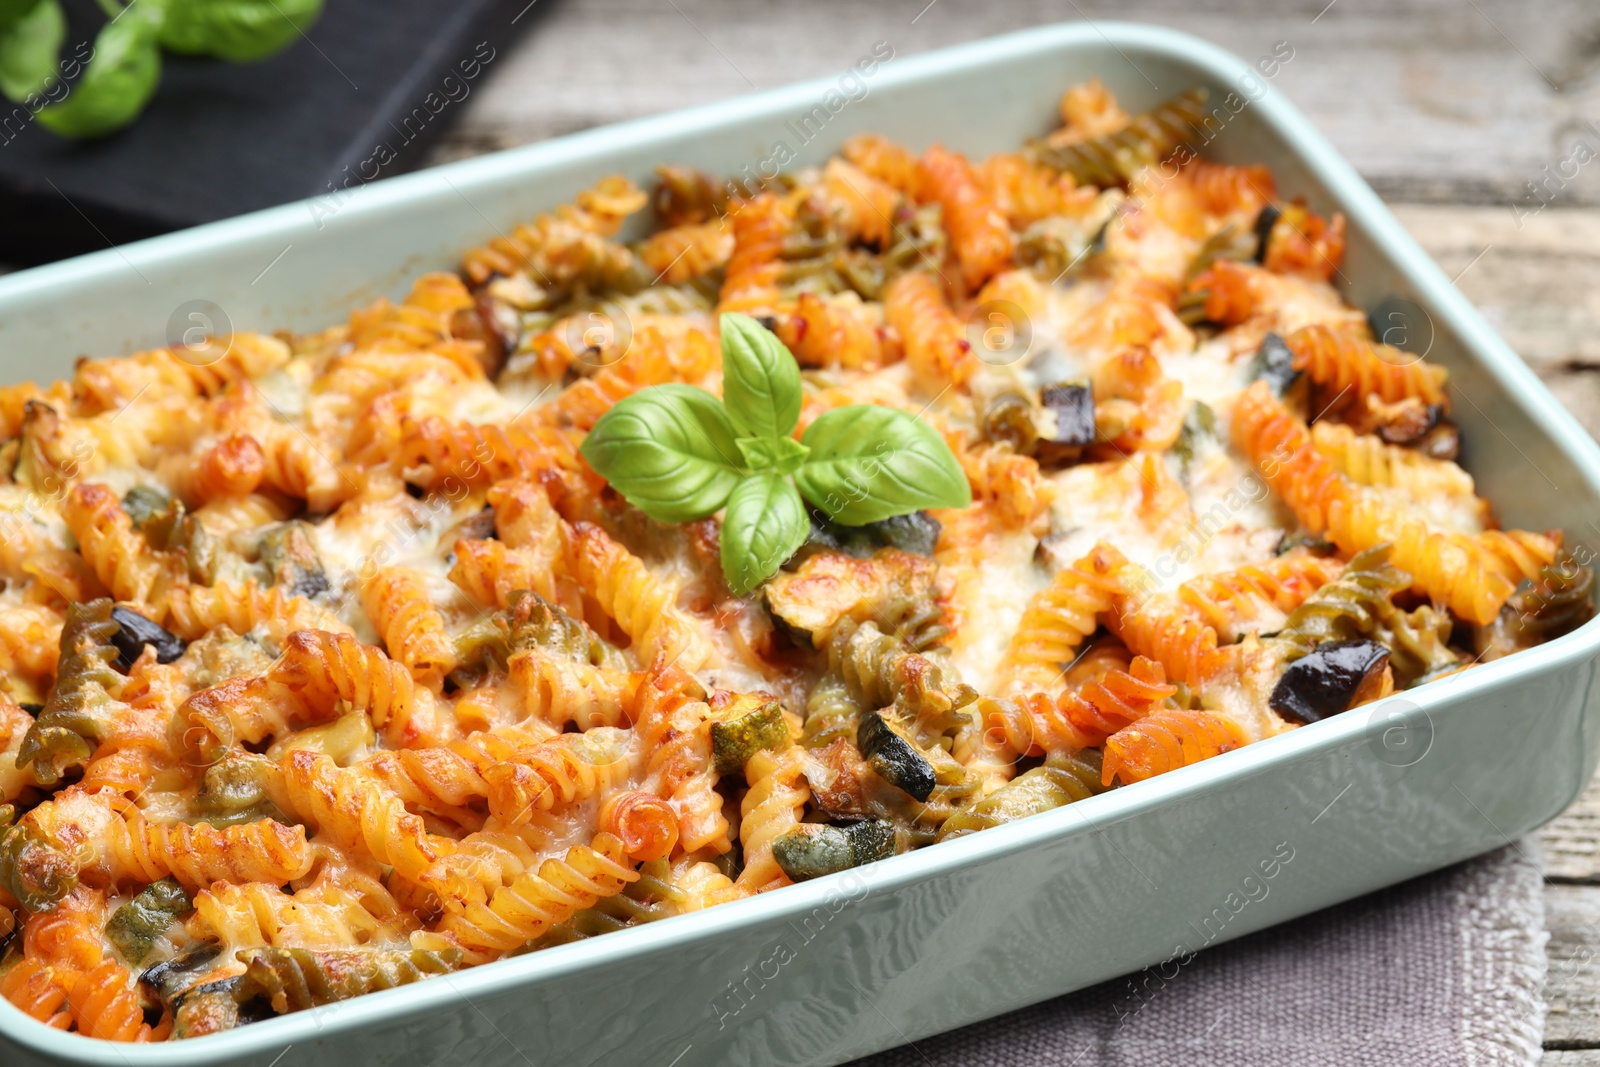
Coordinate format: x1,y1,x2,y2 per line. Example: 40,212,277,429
2,20,1597,1067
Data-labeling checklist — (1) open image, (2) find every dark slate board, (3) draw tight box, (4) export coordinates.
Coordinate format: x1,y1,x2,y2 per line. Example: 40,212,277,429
0,0,553,266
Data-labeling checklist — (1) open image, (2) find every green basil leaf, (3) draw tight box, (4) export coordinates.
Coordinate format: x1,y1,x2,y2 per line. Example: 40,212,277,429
35,2,161,139
795,404,971,525
0,0,62,103
160,0,322,62
720,473,808,597
0,0,42,38
736,434,809,475
580,383,744,524
720,312,802,446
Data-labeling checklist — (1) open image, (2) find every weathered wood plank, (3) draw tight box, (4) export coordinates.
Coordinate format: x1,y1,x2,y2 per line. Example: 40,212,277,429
1542,884,1600,1048
1390,205,1600,375
1541,771,1600,884
435,0,1600,207
1544,1053,1600,1065
1389,204,1600,441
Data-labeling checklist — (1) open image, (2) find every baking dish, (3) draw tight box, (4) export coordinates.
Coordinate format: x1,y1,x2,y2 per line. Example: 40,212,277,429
2,19,1598,1067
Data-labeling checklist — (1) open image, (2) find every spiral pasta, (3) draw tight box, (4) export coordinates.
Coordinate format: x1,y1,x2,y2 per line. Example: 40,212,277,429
1101,708,1246,785
884,271,977,390
569,522,709,671
730,745,810,894
461,175,647,288
1036,88,1208,187
435,833,637,955
717,192,789,314
983,656,1175,758
273,630,441,748
1286,323,1449,408
279,750,453,885
361,567,458,689
633,664,727,854
62,485,178,615
192,880,407,953
939,751,1105,840
842,133,919,196
164,580,354,646
1177,553,1344,641
994,544,1125,695
917,144,1014,290
1232,380,1517,623
17,599,126,786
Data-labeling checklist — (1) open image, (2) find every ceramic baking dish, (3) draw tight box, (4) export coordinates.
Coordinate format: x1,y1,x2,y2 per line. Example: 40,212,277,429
2,20,1598,1067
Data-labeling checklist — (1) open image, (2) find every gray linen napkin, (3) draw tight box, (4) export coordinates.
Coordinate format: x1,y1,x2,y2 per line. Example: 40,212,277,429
852,842,1547,1067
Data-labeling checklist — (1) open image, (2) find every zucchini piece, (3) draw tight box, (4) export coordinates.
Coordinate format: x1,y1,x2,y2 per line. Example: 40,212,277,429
121,485,171,528
711,700,789,774
451,616,512,685
174,978,246,1038
1268,639,1390,723
772,819,898,882
0,816,76,913
258,521,330,600
981,392,1039,454
507,590,612,665
196,750,296,826
871,511,941,557
856,711,936,802
106,877,191,965
266,712,374,765
764,548,940,650
1170,400,1217,472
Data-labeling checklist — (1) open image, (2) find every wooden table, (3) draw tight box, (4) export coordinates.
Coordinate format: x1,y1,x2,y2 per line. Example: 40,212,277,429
433,0,1600,1058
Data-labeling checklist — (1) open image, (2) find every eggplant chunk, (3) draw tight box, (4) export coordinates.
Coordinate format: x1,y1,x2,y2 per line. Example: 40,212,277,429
711,700,790,774
1249,332,1300,398
1252,203,1281,262
856,711,937,802
772,819,898,882
1039,381,1095,452
1269,640,1390,723
109,606,187,672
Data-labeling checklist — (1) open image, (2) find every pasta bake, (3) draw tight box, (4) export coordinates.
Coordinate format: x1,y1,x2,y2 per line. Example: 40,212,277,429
0,80,1590,1041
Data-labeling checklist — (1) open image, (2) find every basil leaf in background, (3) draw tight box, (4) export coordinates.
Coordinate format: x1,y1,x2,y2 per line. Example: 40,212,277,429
159,0,321,62
0,0,41,36
720,473,809,597
581,383,745,524
795,405,971,525
36,0,161,139
720,312,802,446
0,0,62,103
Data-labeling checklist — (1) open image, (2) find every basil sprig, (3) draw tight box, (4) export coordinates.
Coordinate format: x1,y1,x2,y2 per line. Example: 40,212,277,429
0,0,323,139
581,313,971,596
